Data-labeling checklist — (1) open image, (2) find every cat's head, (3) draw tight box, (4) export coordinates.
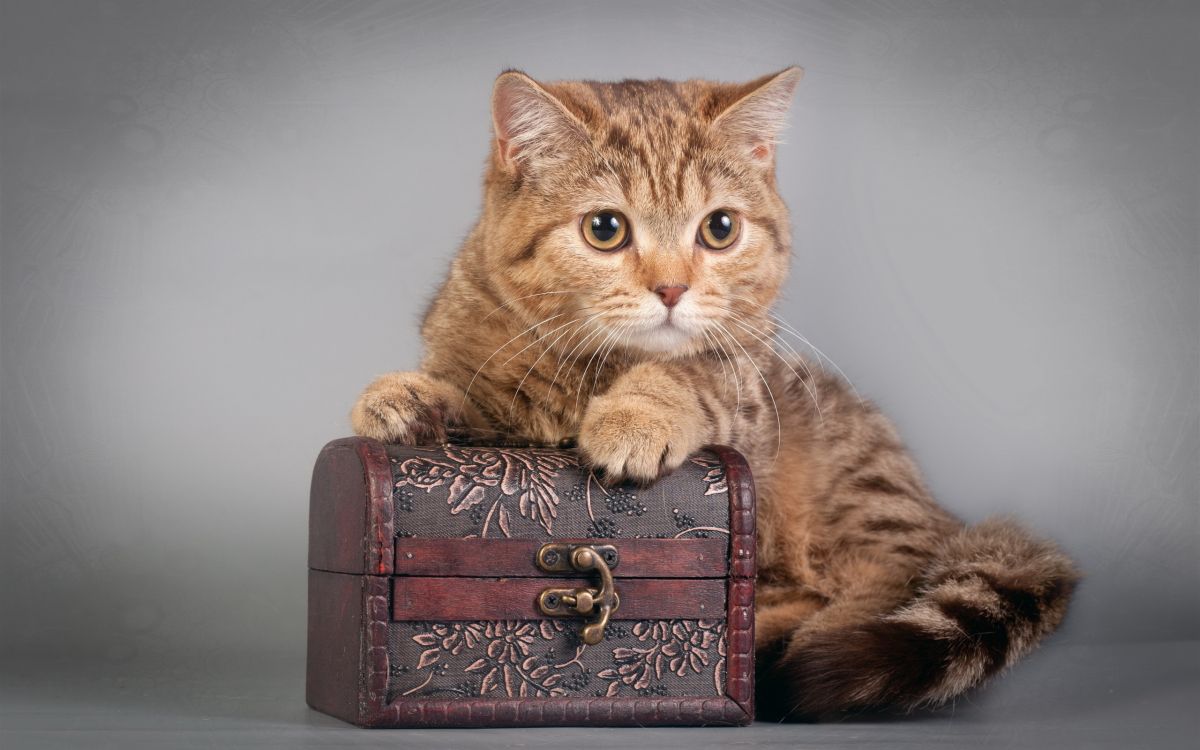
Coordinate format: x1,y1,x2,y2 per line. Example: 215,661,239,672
478,68,802,358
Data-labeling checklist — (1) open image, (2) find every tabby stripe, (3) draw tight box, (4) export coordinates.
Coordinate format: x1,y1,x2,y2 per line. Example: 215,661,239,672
850,474,914,497
863,516,925,534
514,235,545,263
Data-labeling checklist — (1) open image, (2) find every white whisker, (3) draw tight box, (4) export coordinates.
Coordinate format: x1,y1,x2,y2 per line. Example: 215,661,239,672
589,321,632,400
707,323,744,438
481,290,572,321
714,321,782,461
726,315,824,424
461,312,567,411
723,292,862,404
510,314,600,414
547,316,605,396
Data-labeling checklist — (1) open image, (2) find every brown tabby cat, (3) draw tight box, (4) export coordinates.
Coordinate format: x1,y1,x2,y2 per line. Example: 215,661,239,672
350,68,1078,719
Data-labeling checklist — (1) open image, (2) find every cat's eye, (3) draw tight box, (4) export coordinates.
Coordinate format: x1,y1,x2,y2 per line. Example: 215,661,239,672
698,210,740,250
582,210,629,251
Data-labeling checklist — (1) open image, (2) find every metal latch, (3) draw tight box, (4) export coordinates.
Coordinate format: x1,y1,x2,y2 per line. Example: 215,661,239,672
535,543,620,645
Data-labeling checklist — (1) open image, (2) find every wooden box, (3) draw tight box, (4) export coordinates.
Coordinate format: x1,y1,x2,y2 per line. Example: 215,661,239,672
306,436,756,727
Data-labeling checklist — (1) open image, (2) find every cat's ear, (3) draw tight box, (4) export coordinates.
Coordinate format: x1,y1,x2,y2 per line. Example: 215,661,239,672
711,66,803,163
492,70,587,175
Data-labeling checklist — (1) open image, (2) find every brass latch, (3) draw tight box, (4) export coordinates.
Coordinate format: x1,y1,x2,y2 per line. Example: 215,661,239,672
535,543,620,645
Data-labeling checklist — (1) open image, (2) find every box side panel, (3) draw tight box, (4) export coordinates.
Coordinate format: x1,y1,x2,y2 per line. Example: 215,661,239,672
306,569,365,724
309,437,394,575
309,439,368,574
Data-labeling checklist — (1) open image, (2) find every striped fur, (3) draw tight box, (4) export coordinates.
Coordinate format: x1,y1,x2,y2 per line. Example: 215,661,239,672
350,69,1079,718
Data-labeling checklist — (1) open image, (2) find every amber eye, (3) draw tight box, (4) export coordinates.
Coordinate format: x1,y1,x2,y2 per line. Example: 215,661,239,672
582,210,629,251
698,210,740,250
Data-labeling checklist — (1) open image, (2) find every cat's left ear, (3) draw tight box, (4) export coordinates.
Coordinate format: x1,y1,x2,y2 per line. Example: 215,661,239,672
711,66,804,163
492,70,588,176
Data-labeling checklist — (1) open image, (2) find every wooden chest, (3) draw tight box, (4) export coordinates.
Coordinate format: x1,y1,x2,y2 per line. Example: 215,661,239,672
306,436,756,727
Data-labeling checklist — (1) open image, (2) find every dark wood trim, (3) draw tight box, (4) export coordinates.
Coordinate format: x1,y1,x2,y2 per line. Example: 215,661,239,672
392,577,726,621
393,537,729,578
362,574,392,719
364,695,750,728
356,438,395,576
710,444,756,721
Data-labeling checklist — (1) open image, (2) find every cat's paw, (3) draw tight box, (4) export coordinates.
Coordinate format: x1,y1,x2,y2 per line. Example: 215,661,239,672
578,391,702,485
350,372,461,444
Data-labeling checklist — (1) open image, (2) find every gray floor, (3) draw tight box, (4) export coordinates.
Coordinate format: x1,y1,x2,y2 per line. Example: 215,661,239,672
2,640,1196,749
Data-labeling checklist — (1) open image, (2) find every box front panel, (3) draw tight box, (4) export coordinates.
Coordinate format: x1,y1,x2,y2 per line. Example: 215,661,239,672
385,444,736,708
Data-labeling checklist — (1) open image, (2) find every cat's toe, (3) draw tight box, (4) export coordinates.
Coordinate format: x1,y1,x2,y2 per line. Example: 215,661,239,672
578,398,689,485
350,372,455,444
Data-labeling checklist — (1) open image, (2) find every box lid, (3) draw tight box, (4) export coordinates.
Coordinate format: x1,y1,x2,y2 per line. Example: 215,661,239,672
308,437,753,581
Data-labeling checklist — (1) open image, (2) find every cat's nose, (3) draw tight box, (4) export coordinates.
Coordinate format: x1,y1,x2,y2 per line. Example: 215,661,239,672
654,284,689,308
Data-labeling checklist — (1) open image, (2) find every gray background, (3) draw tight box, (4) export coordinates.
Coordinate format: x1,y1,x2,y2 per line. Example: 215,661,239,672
2,1,1197,748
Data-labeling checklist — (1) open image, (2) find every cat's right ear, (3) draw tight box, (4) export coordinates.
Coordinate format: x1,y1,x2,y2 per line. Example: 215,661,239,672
492,70,587,175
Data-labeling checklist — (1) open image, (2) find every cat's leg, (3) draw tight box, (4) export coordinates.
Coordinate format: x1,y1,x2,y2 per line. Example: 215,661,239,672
577,360,733,484
350,371,472,443
754,368,1078,719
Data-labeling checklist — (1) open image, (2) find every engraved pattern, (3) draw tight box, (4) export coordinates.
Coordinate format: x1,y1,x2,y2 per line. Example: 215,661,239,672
394,446,575,534
388,619,726,703
387,445,730,540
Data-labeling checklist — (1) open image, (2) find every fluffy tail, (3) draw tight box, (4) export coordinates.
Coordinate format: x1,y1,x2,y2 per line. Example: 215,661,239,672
759,518,1079,719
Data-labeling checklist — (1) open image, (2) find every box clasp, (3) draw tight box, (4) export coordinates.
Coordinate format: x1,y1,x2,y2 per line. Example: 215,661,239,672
535,543,621,645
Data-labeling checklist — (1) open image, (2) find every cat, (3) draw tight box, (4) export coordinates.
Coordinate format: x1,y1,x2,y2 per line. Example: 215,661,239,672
350,68,1078,719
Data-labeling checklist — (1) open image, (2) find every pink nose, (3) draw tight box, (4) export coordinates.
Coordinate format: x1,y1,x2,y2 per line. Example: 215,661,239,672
654,284,689,308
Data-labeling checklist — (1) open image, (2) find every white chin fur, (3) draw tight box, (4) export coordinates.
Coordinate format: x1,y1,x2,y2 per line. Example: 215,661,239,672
623,323,696,354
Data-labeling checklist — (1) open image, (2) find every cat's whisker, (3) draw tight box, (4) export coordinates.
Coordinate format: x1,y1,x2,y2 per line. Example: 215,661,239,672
574,324,621,415
557,318,616,406
481,290,572,321
726,314,824,424
578,319,634,414
724,292,862,403
699,328,731,400
547,316,606,397
717,305,816,381
714,320,782,462
705,322,744,438
509,314,599,414
499,315,585,368
712,303,824,422
768,318,864,404
460,312,567,411
589,320,633,400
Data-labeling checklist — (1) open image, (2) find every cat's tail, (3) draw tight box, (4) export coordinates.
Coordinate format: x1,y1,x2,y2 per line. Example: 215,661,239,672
759,518,1079,719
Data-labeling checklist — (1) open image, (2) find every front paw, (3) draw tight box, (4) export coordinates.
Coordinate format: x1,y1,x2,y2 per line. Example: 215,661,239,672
578,392,702,485
350,372,461,444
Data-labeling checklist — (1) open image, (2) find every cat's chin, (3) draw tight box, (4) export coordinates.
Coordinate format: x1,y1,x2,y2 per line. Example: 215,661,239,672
622,323,699,357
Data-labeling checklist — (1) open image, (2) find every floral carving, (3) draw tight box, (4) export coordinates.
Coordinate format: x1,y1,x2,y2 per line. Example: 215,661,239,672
394,447,576,535
596,620,726,696
391,619,726,701
689,455,728,496
388,445,729,540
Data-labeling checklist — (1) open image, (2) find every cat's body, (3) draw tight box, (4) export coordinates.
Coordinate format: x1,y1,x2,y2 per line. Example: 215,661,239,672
351,69,1078,719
